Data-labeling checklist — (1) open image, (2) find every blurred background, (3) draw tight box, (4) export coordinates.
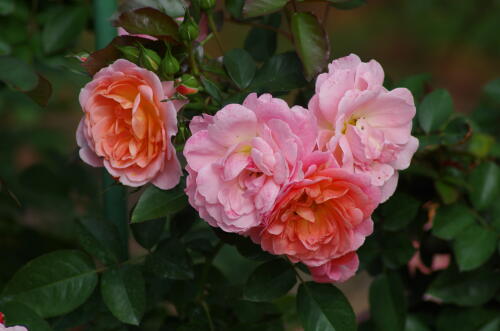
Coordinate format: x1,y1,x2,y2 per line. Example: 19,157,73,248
1,0,499,325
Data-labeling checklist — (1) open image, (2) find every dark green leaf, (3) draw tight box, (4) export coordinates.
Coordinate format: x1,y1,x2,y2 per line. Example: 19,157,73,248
483,78,500,106
146,238,194,279
0,0,14,15
0,302,52,331
434,180,459,205
405,315,430,331
297,282,356,331
42,6,87,54
244,13,280,62
243,0,288,18
427,267,500,306
441,116,470,145
201,76,223,104
1,250,97,318
329,0,366,10
369,273,407,331
291,12,329,80
101,265,146,325
479,318,500,331
114,7,180,41
468,162,500,210
250,52,307,93
75,217,123,264
381,233,414,268
418,89,453,133
432,205,474,240
226,0,245,18
436,308,499,331
380,192,420,231
224,48,257,89
453,224,497,271
243,259,296,302
0,55,38,91
131,183,187,223
131,217,166,249
24,74,52,107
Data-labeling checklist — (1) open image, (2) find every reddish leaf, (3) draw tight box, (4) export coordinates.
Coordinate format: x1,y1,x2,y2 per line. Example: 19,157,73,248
25,74,52,107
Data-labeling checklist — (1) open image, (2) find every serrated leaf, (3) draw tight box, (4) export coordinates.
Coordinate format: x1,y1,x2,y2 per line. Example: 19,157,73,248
131,183,187,223
453,224,497,271
113,7,180,41
432,205,474,240
1,250,97,318
291,12,329,80
418,89,453,133
297,282,356,331
369,273,407,331
75,217,124,264
427,267,500,306
243,0,288,18
468,162,500,210
224,48,256,89
243,259,296,302
101,266,146,325
42,5,87,54
146,238,194,279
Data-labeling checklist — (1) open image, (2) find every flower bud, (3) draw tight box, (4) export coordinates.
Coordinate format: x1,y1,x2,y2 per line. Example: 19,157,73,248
199,0,216,10
179,16,199,43
176,74,199,95
116,45,140,63
160,47,180,77
138,45,161,72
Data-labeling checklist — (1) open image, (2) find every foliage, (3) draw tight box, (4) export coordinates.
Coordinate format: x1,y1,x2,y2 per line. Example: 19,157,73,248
0,0,500,330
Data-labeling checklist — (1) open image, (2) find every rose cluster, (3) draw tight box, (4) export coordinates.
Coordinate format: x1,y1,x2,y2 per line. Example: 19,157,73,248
77,54,417,283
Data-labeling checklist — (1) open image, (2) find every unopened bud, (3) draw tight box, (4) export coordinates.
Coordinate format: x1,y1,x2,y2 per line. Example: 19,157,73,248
199,0,216,10
176,74,199,95
160,47,180,77
117,45,140,63
179,15,199,43
138,46,161,71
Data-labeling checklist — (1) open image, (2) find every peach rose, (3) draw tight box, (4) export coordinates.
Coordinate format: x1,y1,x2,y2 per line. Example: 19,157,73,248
77,59,184,189
254,152,380,272
309,252,359,283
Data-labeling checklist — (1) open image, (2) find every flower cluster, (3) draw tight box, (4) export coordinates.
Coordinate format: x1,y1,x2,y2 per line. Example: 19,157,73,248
77,54,417,282
0,313,28,331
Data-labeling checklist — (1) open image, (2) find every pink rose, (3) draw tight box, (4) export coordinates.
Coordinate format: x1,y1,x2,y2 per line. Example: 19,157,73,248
77,59,184,189
309,252,359,283
184,93,317,233
0,313,28,331
254,152,380,272
309,54,418,201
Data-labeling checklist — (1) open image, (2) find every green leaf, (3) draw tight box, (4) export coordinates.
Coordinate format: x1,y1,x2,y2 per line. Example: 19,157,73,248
101,265,146,326
405,315,430,331
0,302,52,331
131,217,166,250
483,78,500,106
291,12,329,80
441,116,470,145
131,183,187,223
24,74,52,107
146,238,194,279
427,267,500,306
380,192,420,231
369,273,407,331
381,233,415,268
114,7,180,41
76,216,124,264
243,259,296,302
156,0,186,18
297,282,356,331
1,250,97,318
468,162,500,210
201,76,223,104
329,0,366,10
418,89,453,133
432,205,474,240
479,318,500,331
42,6,87,54
434,180,459,205
453,224,497,271
243,0,288,18
467,133,494,158
250,52,307,93
224,48,257,89
0,0,15,16
436,308,499,331
0,55,38,91
244,13,280,62
226,0,245,18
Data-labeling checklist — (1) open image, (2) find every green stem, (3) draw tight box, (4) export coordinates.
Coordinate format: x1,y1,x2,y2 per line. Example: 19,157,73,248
94,0,129,260
206,10,225,54
188,44,200,76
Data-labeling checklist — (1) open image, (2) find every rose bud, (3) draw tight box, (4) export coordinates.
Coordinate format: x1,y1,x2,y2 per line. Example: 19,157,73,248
138,45,161,72
116,45,140,63
179,14,199,43
199,0,216,10
160,46,180,78
176,74,200,95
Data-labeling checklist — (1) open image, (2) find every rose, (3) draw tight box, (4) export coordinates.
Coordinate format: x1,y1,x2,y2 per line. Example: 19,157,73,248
253,152,380,279
309,54,418,201
184,93,317,233
308,252,359,283
77,59,184,189
0,313,28,331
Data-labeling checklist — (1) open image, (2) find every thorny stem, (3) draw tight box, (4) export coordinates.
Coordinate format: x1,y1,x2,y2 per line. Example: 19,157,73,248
207,10,225,54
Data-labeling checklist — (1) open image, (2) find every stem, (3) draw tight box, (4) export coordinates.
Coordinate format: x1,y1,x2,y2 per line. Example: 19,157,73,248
197,241,224,300
207,10,225,54
225,18,293,41
200,300,215,331
188,44,200,76
94,0,129,260
95,254,148,274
